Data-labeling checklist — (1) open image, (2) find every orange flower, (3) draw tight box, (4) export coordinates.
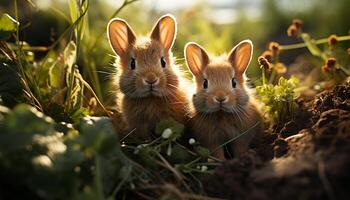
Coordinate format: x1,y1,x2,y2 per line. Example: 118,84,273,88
322,57,336,73
292,19,303,29
274,63,287,74
268,42,280,55
347,48,350,55
328,34,338,46
258,56,271,71
261,50,272,62
326,57,336,68
287,25,297,37
322,65,330,73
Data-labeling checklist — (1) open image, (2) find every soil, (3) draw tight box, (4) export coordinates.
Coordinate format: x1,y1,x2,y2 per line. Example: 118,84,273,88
204,81,350,200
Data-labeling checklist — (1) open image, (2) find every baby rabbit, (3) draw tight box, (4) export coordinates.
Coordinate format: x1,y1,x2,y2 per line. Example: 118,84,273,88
184,40,262,159
107,15,190,140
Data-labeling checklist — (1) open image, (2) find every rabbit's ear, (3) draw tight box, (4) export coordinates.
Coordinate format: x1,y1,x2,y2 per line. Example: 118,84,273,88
107,18,136,56
228,40,253,76
151,14,177,51
184,42,209,77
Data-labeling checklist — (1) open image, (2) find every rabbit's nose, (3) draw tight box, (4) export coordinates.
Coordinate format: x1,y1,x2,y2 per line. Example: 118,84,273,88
145,78,159,85
213,96,228,103
143,74,159,85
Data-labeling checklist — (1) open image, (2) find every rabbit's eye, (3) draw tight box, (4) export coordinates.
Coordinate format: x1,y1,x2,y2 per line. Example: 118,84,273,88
160,57,166,68
130,58,136,70
203,79,208,89
231,78,236,88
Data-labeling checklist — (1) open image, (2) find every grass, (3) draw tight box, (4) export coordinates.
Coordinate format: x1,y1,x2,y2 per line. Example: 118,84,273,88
1,2,224,199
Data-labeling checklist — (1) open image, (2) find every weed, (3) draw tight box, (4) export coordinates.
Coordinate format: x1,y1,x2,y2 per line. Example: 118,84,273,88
256,19,350,125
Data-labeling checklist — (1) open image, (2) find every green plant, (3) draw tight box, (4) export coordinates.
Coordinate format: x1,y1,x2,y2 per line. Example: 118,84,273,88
256,74,299,124
0,103,220,199
261,19,350,86
256,19,350,125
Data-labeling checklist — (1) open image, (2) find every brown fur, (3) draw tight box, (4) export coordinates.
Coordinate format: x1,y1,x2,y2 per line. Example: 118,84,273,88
185,40,262,159
107,15,190,140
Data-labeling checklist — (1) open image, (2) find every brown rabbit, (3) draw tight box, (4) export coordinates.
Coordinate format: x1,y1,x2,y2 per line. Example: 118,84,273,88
107,15,190,140
184,40,262,159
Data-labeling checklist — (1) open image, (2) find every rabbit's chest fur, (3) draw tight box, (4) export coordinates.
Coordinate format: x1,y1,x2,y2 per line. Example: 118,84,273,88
122,90,189,139
190,103,260,145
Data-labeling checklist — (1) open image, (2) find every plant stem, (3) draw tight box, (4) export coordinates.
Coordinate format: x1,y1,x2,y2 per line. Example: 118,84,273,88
88,0,139,51
10,45,49,52
339,66,350,76
280,35,350,51
262,69,266,85
76,73,112,117
213,121,260,152
184,157,201,168
13,0,43,110
269,70,276,84
85,0,138,100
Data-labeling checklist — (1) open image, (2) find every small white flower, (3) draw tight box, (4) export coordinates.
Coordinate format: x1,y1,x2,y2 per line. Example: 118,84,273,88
66,123,73,129
201,165,208,172
162,128,172,139
32,155,52,168
188,138,196,145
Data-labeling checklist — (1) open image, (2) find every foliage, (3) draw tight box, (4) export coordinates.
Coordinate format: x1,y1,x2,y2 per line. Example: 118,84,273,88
0,13,19,40
0,104,217,199
0,104,121,199
256,18,350,125
0,2,219,197
257,76,299,124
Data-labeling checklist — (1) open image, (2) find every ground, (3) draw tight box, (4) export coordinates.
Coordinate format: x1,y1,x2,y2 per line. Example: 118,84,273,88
204,81,350,200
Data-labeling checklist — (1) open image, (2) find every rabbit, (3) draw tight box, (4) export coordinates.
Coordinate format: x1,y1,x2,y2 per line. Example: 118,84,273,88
184,40,262,160
107,15,190,140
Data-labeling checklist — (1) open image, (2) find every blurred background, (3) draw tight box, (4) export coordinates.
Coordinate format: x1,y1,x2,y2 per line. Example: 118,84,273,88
1,0,349,101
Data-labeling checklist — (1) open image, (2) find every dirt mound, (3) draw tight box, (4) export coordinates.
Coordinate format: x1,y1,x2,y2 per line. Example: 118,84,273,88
204,82,350,200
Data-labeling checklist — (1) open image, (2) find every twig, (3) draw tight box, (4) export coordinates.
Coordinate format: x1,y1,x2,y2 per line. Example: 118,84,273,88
213,121,260,153
75,73,112,117
280,35,350,51
13,0,43,111
175,142,222,162
120,128,136,141
156,153,186,183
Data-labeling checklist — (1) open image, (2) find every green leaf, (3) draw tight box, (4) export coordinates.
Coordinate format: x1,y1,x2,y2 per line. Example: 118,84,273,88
69,0,88,40
79,116,120,155
68,0,78,23
4,104,55,135
49,62,65,88
0,104,56,152
155,118,184,140
194,146,211,158
64,41,77,70
0,13,19,40
49,41,76,88
167,144,194,163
